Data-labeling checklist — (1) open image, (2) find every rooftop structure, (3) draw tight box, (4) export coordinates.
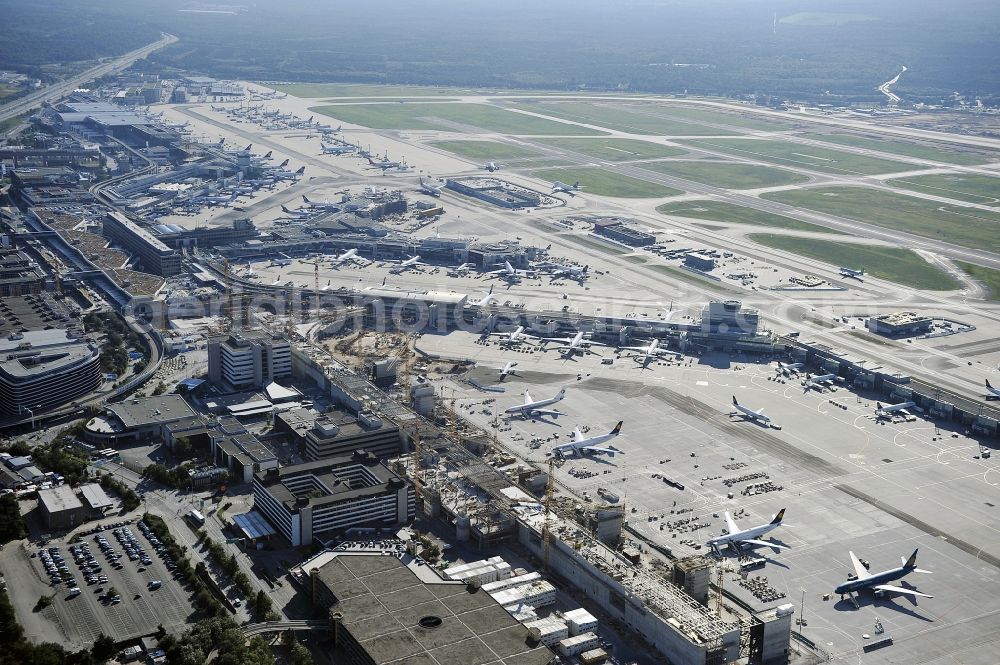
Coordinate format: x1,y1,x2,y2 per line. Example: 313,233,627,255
208,331,292,391
304,553,554,665
101,211,181,277
252,452,414,546
38,484,86,529
866,311,933,336
0,249,47,296
446,177,542,209
0,327,102,417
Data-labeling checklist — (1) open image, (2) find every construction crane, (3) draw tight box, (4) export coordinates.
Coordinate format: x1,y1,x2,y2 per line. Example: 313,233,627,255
543,456,555,571
412,431,423,505
222,258,235,332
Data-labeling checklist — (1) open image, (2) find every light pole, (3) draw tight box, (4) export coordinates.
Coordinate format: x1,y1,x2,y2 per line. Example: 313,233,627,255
19,405,35,430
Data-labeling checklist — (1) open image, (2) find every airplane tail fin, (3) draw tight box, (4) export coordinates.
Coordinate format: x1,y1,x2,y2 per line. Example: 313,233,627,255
877,402,883,410
904,549,919,569
556,387,567,399
281,205,291,213
263,151,272,159
295,167,305,174
732,395,738,406
610,421,623,436
243,144,252,151
988,379,994,389
279,159,289,167
771,508,785,524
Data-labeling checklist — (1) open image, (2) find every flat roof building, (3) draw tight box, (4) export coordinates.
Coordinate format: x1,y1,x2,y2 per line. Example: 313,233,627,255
277,407,402,461
38,485,87,530
592,219,656,247
208,331,292,391
102,211,181,277
253,452,414,547
304,553,554,665
0,249,47,296
867,312,933,337
0,328,102,417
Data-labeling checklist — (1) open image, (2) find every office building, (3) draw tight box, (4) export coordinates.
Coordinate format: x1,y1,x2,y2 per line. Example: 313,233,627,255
101,211,181,277
207,331,291,391
38,485,87,530
592,219,656,247
0,328,102,417
252,452,414,547
277,407,402,461
866,312,933,337
0,249,47,296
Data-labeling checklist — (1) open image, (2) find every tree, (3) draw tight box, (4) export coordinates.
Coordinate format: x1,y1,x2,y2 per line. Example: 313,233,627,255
254,590,271,619
0,494,26,544
91,634,116,662
289,641,314,665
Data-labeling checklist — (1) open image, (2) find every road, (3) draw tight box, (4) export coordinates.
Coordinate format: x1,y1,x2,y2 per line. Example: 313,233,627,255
0,33,177,126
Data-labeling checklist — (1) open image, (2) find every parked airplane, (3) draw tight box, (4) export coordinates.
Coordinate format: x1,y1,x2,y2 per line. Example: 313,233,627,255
488,261,533,283
984,379,1000,399
330,248,365,267
280,205,312,220
191,192,237,206
504,387,567,419
389,255,425,274
840,267,865,281
491,326,529,346
619,338,670,367
301,195,340,210
552,422,624,457
366,155,409,172
270,253,293,267
497,361,518,381
547,264,589,282
776,362,803,376
876,401,916,418
835,549,933,602
552,181,582,196
469,285,498,307
419,177,443,197
707,509,788,554
270,166,306,181
541,331,602,358
804,373,836,390
321,143,355,155
318,124,343,135
731,396,771,423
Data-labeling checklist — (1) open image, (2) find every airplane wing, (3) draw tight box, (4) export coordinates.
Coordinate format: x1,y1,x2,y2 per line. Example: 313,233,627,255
872,585,933,599
849,551,871,579
725,512,738,534
582,446,619,456
573,428,584,443
532,409,564,417
741,539,789,551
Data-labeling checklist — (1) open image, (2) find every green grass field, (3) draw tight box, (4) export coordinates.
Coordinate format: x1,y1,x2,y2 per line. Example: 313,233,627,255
761,186,1000,251
533,167,683,198
645,105,795,132
640,160,808,189
537,138,687,161
656,200,841,234
682,138,912,176
748,234,960,290
272,83,471,98
805,133,991,166
889,173,1000,206
429,140,541,160
956,262,1000,301
311,102,605,135
509,101,739,136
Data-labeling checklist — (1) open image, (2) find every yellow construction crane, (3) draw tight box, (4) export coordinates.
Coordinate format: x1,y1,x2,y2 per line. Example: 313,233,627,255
543,457,555,570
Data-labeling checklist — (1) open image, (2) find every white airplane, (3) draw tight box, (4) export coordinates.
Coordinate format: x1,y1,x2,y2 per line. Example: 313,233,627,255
191,192,237,206
302,194,343,210
481,161,502,172
835,549,933,602
548,264,589,283
804,373,837,390
552,181,582,196
389,255,425,274
270,165,306,181
551,421,624,458
875,400,916,418
470,285,498,307
419,177,443,197
270,253,293,267
321,143,355,155
491,326,529,346
776,361,803,376
731,396,770,423
541,331,602,358
488,261,529,283
984,379,1000,399
497,361,518,381
330,248,364,267
271,274,282,286
280,205,312,220
707,509,788,554
504,387,567,419
840,267,865,281
619,338,670,367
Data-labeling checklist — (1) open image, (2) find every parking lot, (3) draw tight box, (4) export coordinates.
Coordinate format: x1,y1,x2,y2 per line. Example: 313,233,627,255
0,517,196,650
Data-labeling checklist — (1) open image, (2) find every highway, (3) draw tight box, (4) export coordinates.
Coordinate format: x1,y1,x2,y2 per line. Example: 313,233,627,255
0,32,177,126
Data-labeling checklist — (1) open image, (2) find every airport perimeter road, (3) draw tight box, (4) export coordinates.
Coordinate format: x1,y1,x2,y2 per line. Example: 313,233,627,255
0,33,177,125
